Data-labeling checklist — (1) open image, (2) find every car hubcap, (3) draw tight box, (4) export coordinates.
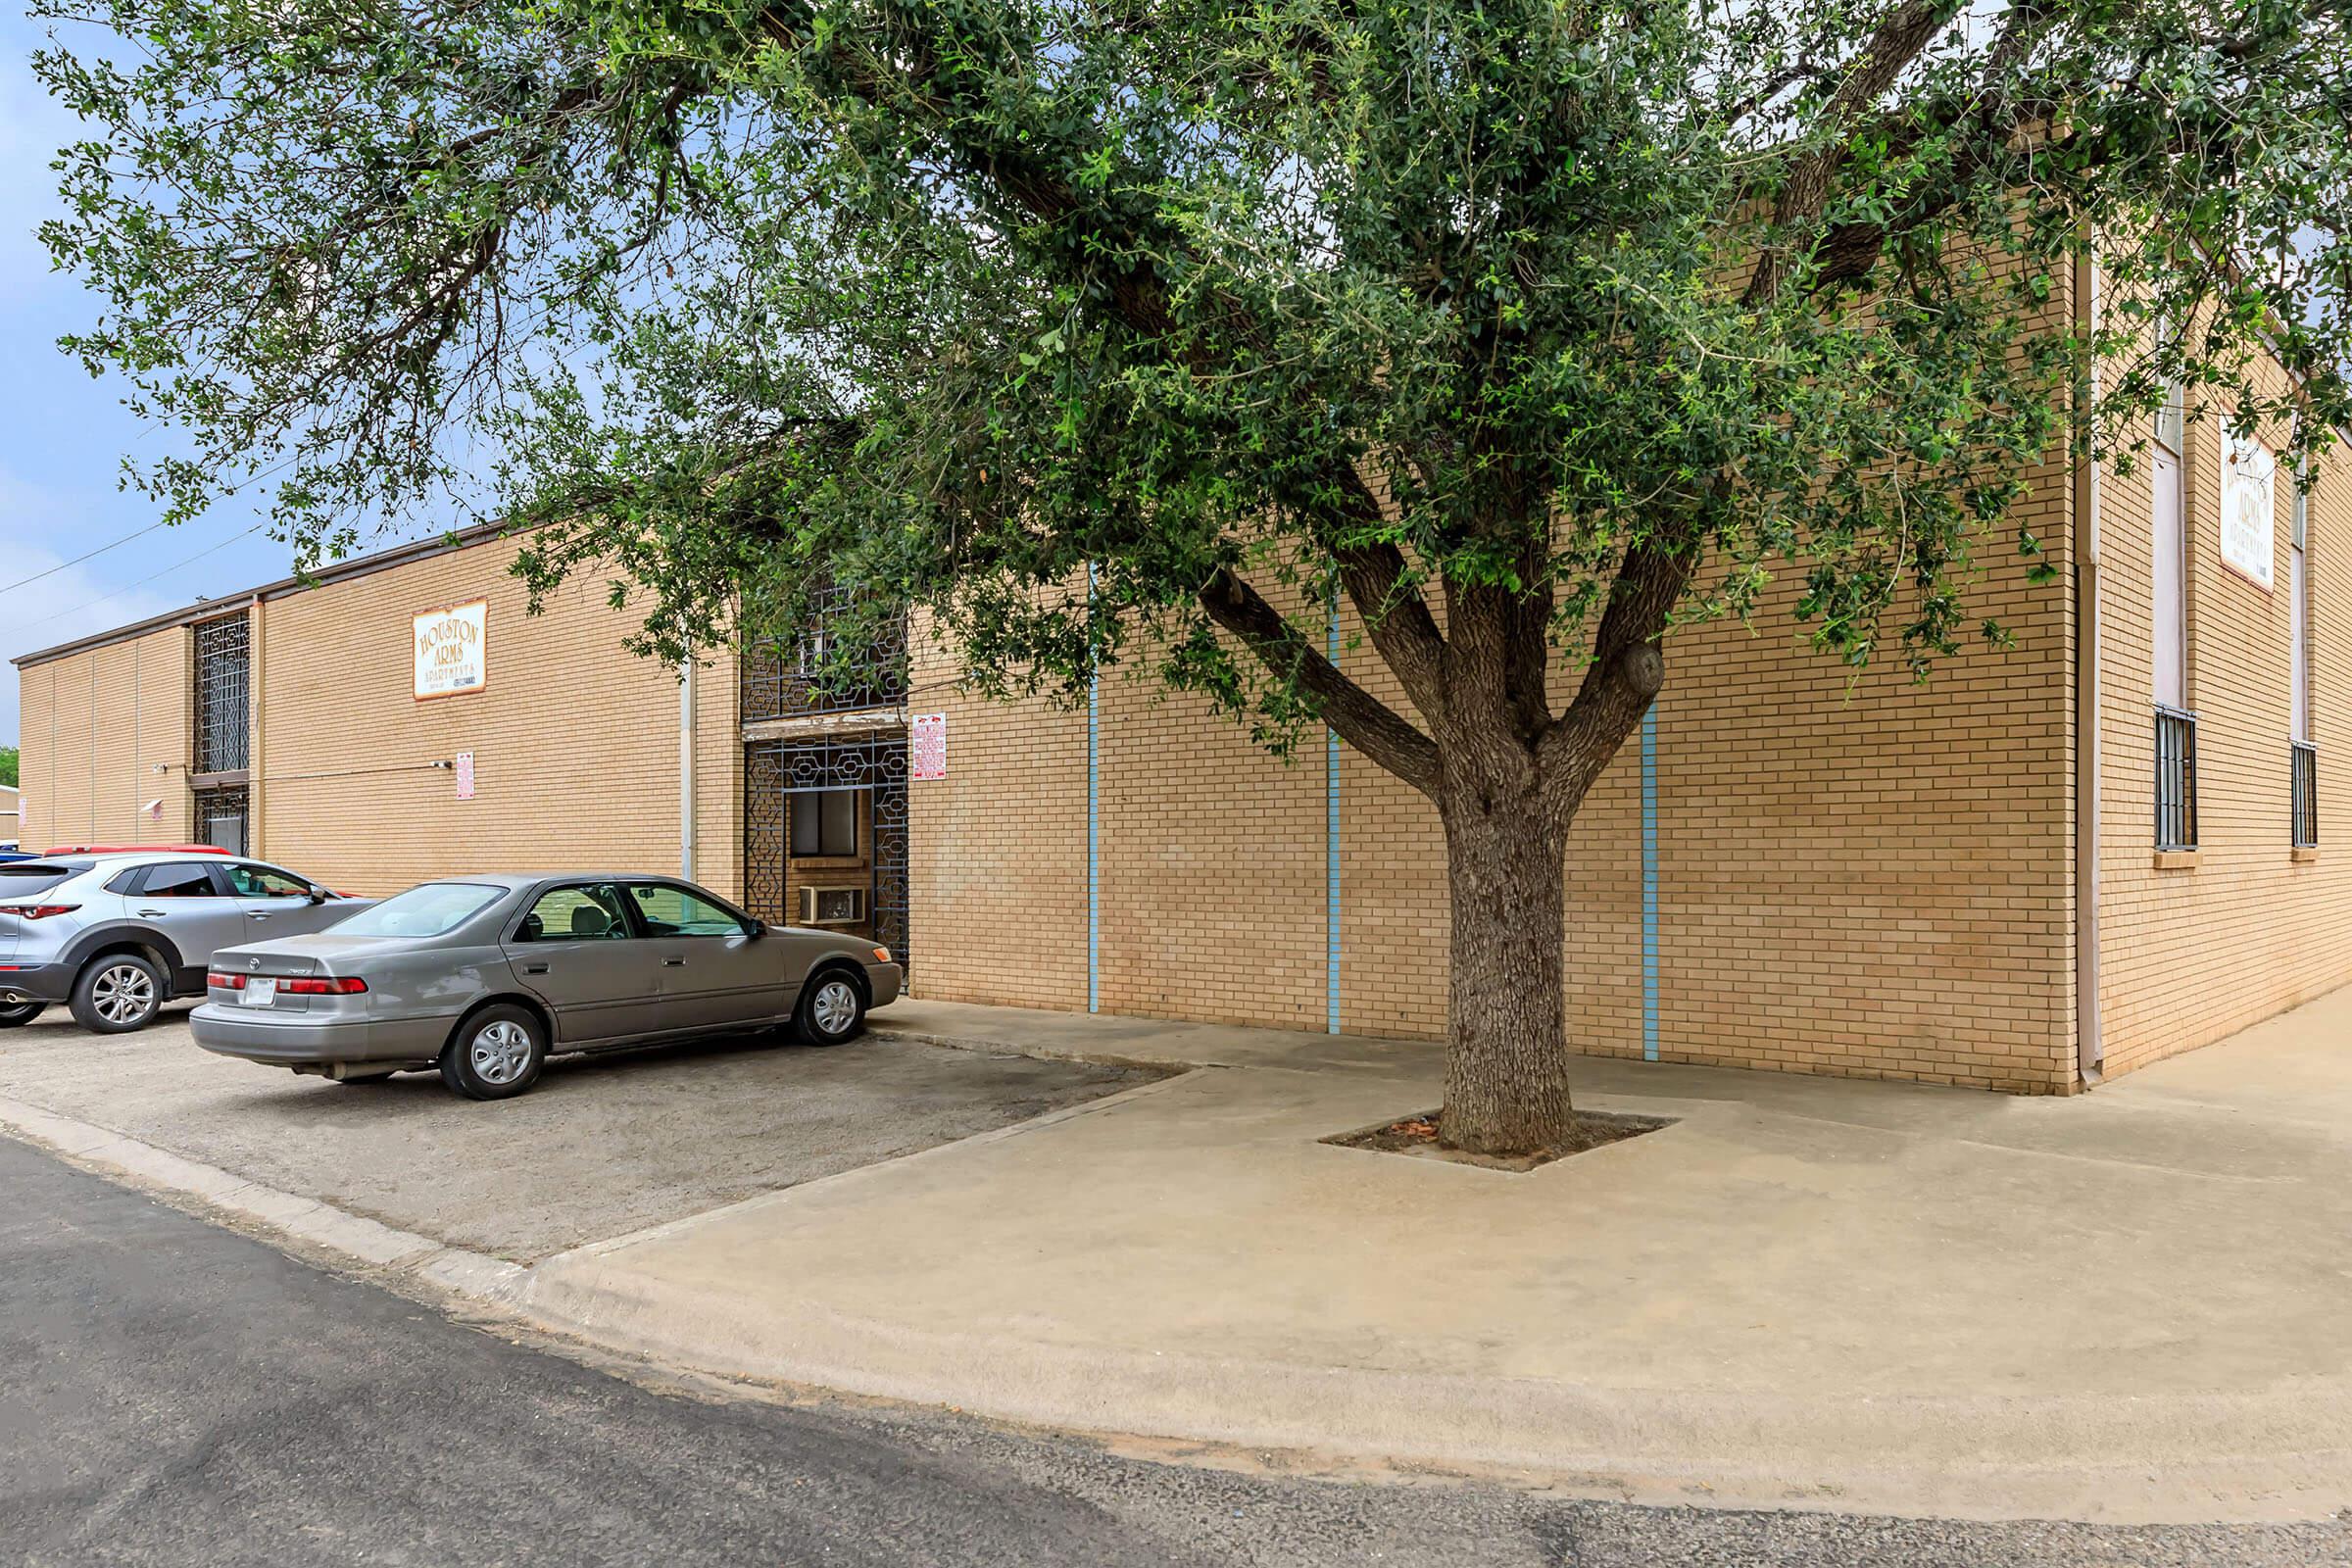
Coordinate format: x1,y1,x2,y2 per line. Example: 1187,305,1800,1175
93,964,154,1024
469,1020,532,1086
812,980,857,1036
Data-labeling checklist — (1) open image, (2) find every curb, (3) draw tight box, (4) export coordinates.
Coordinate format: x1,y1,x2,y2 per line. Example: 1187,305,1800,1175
505,1246,2352,1526
866,1019,1211,1076
0,1094,529,1305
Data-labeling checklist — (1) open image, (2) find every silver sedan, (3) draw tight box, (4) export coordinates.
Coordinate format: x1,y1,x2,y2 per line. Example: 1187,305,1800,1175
190,873,904,1099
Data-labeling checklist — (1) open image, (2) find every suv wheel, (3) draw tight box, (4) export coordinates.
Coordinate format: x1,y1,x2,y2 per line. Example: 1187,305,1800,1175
71,953,166,1034
0,1001,45,1028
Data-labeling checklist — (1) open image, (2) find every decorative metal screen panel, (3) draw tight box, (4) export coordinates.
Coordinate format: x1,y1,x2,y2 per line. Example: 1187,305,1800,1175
193,785,249,857
193,614,251,773
2293,741,2319,849
2155,706,2198,851
745,735,909,965
740,586,907,721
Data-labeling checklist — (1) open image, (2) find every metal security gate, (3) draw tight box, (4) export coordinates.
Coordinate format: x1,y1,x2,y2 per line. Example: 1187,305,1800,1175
744,735,908,966
193,785,249,856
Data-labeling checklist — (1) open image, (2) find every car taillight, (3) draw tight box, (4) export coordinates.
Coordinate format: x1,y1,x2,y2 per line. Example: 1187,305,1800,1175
281,976,368,995
205,973,367,995
0,905,77,919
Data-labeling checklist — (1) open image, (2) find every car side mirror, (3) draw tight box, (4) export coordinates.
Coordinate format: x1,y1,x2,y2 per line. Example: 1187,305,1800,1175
308,889,329,905
741,920,764,939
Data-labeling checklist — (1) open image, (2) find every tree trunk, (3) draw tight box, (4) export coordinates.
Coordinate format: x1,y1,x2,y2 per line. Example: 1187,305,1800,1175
1438,791,1574,1157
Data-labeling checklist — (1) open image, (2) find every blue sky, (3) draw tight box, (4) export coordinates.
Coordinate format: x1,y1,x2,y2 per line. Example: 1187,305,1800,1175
0,14,442,745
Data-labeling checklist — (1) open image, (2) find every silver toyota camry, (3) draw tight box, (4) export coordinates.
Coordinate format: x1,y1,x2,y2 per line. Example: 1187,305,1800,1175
189,873,904,1099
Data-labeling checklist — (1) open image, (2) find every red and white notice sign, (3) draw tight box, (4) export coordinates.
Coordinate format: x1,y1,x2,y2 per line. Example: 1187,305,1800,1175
910,713,948,780
455,751,476,801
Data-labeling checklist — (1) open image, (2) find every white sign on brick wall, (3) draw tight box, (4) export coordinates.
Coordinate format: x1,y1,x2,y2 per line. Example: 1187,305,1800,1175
911,713,948,780
455,751,475,801
414,600,490,700
2222,433,2277,590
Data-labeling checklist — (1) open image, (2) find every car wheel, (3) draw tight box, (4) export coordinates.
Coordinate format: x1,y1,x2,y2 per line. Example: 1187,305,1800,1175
0,1001,45,1028
795,968,867,1047
439,1005,547,1101
71,954,166,1034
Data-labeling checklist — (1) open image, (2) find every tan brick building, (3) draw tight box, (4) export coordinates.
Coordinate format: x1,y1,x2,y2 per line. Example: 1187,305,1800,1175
14,278,2349,1093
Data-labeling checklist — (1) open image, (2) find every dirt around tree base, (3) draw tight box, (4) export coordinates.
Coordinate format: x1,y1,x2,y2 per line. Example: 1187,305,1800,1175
1324,1107,1674,1172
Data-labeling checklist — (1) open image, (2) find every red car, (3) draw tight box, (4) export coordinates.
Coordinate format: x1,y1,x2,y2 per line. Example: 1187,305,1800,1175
44,844,232,857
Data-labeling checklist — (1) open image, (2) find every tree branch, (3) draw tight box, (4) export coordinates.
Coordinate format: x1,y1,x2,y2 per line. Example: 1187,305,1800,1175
1199,566,1442,793
1535,539,1694,824
1744,0,1974,308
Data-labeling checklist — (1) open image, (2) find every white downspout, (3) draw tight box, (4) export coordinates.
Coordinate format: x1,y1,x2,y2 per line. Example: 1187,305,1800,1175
679,661,698,880
2075,246,2104,1085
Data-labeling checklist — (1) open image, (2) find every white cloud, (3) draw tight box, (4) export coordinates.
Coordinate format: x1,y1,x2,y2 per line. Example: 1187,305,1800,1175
0,548,180,745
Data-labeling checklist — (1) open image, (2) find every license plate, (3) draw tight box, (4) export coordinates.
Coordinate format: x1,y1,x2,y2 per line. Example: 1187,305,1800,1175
240,978,278,1008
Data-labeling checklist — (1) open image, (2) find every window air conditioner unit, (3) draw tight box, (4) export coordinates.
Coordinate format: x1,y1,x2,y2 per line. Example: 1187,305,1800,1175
800,885,866,925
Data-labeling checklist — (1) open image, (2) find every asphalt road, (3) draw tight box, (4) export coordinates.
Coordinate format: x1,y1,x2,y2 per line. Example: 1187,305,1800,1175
7,1137,2352,1567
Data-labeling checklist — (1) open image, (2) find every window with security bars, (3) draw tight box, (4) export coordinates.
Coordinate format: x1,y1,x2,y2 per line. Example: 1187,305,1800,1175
193,614,251,773
2293,743,2318,849
740,584,906,721
2291,473,2316,848
194,785,248,857
2155,706,2198,852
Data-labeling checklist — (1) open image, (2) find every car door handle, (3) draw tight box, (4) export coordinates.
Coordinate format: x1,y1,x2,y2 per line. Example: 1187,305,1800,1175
246,911,271,921
662,957,686,968
521,962,550,975
136,908,166,918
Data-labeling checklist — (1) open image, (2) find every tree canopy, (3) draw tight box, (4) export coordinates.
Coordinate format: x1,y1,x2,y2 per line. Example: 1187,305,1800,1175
35,0,2352,747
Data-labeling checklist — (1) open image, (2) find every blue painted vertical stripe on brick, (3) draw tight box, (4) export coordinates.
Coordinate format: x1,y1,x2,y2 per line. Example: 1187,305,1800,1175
1641,703,1659,1061
1326,602,1341,1035
1087,566,1101,1014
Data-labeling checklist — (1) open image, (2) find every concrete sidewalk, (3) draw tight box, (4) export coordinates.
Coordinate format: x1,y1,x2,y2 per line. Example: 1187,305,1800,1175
504,989,2352,1524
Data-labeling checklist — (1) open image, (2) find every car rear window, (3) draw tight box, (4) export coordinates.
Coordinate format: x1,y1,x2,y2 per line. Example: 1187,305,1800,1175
0,863,79,895
328,882,504,940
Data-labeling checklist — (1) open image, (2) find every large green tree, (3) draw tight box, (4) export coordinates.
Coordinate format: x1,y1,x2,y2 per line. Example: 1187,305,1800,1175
34,0,2352,1152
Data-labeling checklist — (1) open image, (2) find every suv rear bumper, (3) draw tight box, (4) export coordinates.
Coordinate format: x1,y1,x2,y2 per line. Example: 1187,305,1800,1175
0,962,76,1007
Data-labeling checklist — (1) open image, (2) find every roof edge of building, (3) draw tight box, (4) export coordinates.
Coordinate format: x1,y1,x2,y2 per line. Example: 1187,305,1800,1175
10,518,530,670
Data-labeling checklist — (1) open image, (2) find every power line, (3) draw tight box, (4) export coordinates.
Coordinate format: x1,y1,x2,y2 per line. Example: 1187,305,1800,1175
0,517,176,599
18,522,270,637
4,447,313,623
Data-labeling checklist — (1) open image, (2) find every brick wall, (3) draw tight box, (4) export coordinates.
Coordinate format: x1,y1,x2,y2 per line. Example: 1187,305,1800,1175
904,459,2078,1090
1647,499,2076,1091
256,535,740,899
2093,372,2352,1078
905,608,1090,1009
13,622,193,851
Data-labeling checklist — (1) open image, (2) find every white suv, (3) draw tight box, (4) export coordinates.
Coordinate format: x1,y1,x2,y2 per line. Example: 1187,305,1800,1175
0,853,375,1033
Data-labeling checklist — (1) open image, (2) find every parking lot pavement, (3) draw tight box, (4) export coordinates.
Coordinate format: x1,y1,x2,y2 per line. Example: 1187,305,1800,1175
0,1004,1156,1261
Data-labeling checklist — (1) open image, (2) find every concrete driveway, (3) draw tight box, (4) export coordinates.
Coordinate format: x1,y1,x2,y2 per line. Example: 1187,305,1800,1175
0,1004,1153,1261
